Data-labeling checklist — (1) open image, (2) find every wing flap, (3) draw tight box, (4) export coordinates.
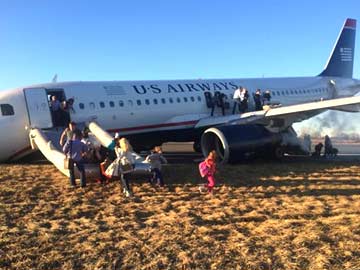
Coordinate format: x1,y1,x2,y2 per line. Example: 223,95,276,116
265,96,360,118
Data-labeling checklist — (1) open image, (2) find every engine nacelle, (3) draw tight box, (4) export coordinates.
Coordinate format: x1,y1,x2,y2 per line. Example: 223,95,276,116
201,125,283,163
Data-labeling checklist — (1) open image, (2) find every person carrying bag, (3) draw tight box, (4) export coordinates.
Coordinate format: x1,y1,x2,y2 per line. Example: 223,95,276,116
64,140,72,170
107,137,141,197
63,130,88,188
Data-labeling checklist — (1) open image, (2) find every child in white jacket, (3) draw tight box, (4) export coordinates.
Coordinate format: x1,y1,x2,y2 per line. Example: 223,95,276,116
145,146,167,187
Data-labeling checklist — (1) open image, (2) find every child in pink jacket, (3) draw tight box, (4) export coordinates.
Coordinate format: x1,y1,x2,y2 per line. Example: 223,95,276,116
199,150,217,194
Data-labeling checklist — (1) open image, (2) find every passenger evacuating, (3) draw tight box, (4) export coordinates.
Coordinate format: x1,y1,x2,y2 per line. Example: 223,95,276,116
239,87,249,113
198,150,217,195
263,90,272,105
254,89,263,111
232,87,242,114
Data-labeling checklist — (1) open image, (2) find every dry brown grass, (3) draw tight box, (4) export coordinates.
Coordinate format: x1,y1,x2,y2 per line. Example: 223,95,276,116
1,161,360,270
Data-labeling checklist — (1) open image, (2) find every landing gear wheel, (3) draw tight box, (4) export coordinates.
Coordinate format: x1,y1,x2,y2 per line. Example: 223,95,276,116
193,141,202,153
274,146,285,159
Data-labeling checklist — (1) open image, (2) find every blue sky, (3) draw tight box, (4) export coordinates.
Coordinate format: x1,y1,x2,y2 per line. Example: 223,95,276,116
0,0,359,89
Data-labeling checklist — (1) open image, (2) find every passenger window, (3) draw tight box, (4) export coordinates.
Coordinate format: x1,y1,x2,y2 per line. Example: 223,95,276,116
277,91,280,96
137,100,142,106
176,97,181,103
197,96,201,102
169,98,174,103
145,99,150,105
79,103,85,110
161,98,166,104
128,100,133,106
190,96,195,102
109,101,115,107
89,102,95,110
294,90,298,94
100,102,105,108
273,92,276,96
153,99,158,105
290,90,294,95
0,104,14,116
281,91,285,95
286,90,289,95
183,97,188,102
119,100,124,107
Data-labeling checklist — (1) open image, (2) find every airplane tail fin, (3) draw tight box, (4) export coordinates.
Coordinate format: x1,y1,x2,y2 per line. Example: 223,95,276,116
319,18,356,78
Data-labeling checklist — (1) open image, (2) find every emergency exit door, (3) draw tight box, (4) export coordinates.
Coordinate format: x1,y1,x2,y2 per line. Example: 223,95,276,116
24,88,53,129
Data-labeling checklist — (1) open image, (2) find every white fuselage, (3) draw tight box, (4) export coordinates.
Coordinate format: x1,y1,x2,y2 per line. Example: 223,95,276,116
0,76,359,161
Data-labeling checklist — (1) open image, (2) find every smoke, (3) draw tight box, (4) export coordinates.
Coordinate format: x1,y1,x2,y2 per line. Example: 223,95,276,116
293,111,360,141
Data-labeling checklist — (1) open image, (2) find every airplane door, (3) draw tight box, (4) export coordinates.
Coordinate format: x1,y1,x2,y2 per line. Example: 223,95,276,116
24,88,53,129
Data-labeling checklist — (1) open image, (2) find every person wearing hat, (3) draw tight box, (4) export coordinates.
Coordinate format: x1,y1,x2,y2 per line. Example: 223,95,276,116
263,90,272,105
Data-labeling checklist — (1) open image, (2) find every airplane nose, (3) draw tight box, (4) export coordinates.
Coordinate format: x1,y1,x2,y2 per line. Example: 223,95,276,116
0,116,30,162
0,119,16,161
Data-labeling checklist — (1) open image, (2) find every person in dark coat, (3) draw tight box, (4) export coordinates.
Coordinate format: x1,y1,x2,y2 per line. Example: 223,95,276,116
254,89,263,111
263,90,272,105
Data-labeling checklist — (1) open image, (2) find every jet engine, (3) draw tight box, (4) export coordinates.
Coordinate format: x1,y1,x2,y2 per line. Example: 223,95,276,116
200,124,307,163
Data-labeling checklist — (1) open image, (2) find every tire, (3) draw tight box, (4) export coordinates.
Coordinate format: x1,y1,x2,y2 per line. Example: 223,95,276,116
274,146,285,159
193,141,202,153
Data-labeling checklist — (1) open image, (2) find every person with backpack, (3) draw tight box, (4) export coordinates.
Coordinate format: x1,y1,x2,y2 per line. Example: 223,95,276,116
198,150,217,195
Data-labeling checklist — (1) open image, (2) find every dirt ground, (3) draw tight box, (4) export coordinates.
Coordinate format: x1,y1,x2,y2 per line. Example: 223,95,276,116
1,161,360,270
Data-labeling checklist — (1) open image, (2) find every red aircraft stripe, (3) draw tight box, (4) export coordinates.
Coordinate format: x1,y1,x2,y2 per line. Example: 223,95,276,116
107,120,198,133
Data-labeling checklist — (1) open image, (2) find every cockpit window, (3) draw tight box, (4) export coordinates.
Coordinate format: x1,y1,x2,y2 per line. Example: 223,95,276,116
0,104,14,116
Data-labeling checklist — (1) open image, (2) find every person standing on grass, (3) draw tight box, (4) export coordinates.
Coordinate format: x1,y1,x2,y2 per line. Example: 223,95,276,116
114,137,141,197
63,129,88,188
198,150,217,195
145,146,168,187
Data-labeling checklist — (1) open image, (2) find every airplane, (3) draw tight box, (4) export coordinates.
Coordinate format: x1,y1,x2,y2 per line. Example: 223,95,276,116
0,18,360,165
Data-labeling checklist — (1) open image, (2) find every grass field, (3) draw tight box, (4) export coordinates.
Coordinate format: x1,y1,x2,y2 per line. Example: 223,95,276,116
1,161,360,269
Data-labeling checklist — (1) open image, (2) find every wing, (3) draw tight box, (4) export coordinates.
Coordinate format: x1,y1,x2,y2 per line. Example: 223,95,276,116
195,95,360,131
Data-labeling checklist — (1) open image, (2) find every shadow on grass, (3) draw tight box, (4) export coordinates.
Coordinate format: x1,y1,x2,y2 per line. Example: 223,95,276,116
158,160,360,198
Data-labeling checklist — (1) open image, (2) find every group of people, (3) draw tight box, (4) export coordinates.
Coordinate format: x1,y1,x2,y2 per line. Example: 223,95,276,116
61,122,172,197
61,121,218,197
232,87,272,114
50,95,75,126
312,135,338,158
207,87,273,117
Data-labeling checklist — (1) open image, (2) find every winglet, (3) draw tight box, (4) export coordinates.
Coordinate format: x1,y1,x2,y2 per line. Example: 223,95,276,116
319,18,356,78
